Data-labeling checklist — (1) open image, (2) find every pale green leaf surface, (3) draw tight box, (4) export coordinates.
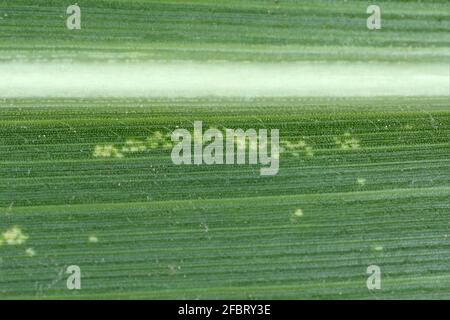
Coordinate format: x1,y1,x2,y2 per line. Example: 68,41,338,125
0,0,449,299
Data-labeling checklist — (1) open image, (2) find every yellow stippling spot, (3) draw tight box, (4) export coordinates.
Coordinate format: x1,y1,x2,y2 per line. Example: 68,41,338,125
334,133,360,150
283,140,306,150
294,209,304,217
147,131,172,149
281,139,314,157
2,226,29,245
304,146,314,157
152,131,164,140
281,140,292,150
168,264,180,275
93,145,123,158
122,139,147,153
25,248,36,257
6,202,13,215
357,178,366,186
373,245,383,251
297,140,307,148
147,138,159,149
88,235,98,243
